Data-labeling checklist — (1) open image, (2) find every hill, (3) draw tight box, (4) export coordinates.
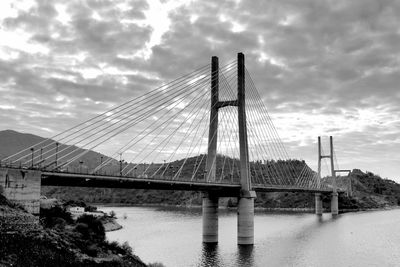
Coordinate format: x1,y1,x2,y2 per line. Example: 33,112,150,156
1,130,399,211
348,169,400,207
0,129,119,173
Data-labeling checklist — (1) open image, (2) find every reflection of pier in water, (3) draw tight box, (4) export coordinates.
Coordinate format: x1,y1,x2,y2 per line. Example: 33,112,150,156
200,243,254,267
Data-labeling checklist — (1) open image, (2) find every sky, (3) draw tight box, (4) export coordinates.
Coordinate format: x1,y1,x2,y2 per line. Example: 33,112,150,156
0,0,399,181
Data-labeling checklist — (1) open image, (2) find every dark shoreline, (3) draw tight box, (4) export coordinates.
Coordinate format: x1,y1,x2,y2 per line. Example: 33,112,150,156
94,202,400,214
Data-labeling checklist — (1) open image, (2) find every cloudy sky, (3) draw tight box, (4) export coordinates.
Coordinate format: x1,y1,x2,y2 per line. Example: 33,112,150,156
0,0,399,181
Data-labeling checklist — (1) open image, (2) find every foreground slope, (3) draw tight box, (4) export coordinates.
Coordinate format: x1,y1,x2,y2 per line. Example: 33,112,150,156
0,192,147,267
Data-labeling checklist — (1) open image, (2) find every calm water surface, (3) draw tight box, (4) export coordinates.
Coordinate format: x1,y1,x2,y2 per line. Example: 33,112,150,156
99,206,400,267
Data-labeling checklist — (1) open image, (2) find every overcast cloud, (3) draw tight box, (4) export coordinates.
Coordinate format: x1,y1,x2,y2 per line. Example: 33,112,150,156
0,0,399,180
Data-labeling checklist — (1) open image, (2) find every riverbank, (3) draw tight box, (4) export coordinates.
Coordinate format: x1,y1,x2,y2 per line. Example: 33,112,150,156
101,217,123,232
96,202,400,214
0,194,148,267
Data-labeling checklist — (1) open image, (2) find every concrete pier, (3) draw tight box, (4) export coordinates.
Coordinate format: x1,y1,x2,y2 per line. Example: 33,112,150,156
0,167,41,214
331,192,339,215
315,193,323,215
238,191,256,245
202,194,219,243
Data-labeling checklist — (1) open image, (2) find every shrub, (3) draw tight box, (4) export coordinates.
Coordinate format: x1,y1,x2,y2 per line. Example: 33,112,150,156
40,205,73,228
75,223,90,239
148,262,166,267
109,210,117,218
76,214,105,242
53,217,67,230
121,241,133,254
104,240,134,256
84,205,97,212
85,244,100,257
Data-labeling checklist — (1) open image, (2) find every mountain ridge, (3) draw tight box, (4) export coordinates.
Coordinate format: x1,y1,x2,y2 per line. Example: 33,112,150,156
1,129,399,211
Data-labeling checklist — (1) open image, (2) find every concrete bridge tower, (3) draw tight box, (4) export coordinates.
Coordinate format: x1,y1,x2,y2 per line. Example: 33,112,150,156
202,53,256,245
315,136,339,216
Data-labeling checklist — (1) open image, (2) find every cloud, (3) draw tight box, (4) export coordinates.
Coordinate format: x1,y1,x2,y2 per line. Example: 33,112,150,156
0,0,399,180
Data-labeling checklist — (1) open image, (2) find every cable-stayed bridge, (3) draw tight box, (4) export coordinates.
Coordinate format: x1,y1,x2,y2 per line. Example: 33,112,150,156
0,53,347,245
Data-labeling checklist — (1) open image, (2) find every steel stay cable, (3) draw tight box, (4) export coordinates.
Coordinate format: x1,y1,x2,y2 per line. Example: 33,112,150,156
124,84,210,176
170,71,239,183
217,108,240,183
245,73,296,185
8,63,212,163
26,72,212,167
245,98,291,185
246,74,309,187
95,61,237,171
246,79,301,186
45,83,205,170
220,91,262,185
243,76,292,184
21,62,236,166
150,73,234,179
44,65,233,169
188,67,239,181
97,83,210,175
100,76,212,174
246,69,293,161
178,102,226,182
218,70,243,182
189,76,239,182
172,105,211,181
36,68,218,166
214,108,236,183
167,73,239,182
56,77,213,171
205,70,241,182
222,69,287,186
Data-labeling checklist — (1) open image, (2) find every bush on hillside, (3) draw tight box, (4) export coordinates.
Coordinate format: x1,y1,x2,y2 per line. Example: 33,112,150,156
40,205,73,228
75,214,105,242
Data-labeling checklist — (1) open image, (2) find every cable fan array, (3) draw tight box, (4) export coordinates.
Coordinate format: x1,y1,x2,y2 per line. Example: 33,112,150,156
215,66,324,189
0,58,342,190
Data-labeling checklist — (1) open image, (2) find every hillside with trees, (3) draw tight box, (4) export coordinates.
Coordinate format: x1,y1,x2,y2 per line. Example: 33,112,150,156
0,190,149,266
1,130,399,211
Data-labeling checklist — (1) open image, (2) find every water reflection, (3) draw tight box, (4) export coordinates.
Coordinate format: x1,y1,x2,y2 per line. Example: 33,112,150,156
102,206,400,267
237,245,254,267
199,243,254,267
199,243,221,267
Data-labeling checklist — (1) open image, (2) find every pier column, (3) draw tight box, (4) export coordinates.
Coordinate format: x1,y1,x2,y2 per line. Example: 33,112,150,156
202,194,219,243
238,190,256,245
203,56,219,243
0,168,41,215
237,52,255,245
329,136,339,216
315,193,323,215
331,192,339,216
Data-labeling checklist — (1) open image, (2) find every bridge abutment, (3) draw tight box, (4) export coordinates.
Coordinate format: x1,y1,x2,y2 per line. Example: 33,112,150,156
202,194,219,243
237,190,256,245
315,193,323,215
331,192,339,215
0,167,41,214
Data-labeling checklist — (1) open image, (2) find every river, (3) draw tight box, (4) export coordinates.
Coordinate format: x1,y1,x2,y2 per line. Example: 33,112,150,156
99,206,400,267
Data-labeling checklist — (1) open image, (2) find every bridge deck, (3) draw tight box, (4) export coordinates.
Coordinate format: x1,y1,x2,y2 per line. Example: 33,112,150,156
42,171,336,196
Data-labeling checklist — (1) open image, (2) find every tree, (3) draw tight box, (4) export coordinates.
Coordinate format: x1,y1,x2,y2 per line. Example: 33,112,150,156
109,210,116,218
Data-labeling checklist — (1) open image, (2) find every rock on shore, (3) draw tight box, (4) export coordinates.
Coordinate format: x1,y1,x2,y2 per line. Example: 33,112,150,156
101,217,123,232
